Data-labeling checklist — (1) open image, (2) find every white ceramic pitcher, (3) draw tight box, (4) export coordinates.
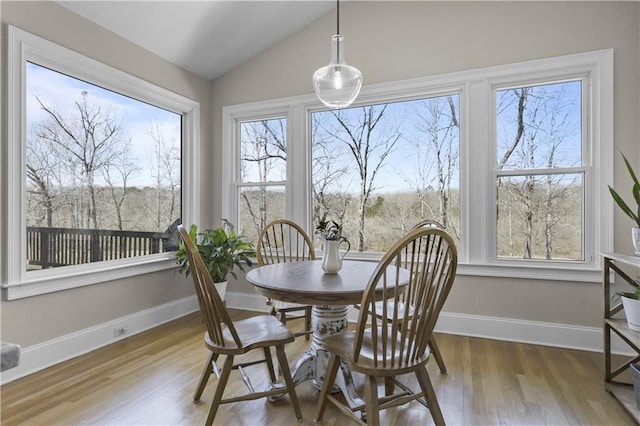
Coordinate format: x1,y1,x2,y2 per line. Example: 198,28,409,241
321,238,350,274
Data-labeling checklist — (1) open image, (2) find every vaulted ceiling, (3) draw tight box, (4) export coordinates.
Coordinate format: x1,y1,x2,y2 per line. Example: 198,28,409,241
58,1,335,80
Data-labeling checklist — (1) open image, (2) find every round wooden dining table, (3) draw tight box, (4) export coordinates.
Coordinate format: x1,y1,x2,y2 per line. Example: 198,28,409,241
246,259,409,408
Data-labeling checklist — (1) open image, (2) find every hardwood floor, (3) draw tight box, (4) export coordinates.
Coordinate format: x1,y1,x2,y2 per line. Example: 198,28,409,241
0,309,634,425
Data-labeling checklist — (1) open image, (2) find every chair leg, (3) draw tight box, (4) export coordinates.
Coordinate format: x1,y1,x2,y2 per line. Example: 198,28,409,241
384,376,395,396
194,352,216,402
365,375,380,426
206,354,234,426
263,347,277,383
314,352,340,423
305,306,312,341
429,336,447,374
415,365,445,426
279,310,287,326
275,344,302,421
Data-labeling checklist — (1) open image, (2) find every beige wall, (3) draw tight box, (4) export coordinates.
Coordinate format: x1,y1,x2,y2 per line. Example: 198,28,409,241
212,1,640,328
0,1,212,345
1,0,638,354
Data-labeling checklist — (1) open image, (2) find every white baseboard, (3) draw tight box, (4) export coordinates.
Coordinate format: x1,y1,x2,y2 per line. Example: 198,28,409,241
1,291,630,385
227,292,631,355
434,311,632,355
0,295,199,385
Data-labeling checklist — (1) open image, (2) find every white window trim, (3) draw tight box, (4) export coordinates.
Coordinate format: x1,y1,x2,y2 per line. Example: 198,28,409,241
222,49,613,283
2,26,201,299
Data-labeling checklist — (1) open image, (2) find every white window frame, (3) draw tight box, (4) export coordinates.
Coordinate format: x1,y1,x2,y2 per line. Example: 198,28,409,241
223,99,313,232
235,112,290,232
489,76,590,265
2,26,201,299
222,49,613,283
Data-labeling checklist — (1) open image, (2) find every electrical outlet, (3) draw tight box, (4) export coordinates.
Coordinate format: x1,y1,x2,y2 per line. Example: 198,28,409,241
114,327,128,338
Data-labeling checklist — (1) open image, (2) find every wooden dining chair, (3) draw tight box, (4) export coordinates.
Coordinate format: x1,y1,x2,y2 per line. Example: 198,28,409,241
177,225,302,426
315,227,457,426
256,219,314,340
354,219,449,374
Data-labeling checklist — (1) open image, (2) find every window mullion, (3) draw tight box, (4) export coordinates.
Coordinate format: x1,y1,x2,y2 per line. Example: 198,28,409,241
467,79,492,264
287,104,310,230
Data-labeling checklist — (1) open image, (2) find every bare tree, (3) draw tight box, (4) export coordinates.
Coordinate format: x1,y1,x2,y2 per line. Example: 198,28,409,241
497,88,529,170
409,96,459,233
239,119,286,236
496,84,580,259
102,138,140,230
26,126,57,227
147,121,180,231
326,106,401,252
33,91,125,229
311,115,350,227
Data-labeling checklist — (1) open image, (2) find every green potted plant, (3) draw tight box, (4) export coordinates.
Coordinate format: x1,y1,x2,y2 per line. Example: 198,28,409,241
315,218,350,274
608,151,640,255
175,224,256,300
615,282,640,332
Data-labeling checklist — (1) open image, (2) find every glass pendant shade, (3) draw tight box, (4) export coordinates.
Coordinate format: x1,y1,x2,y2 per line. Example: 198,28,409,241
313,35,362,109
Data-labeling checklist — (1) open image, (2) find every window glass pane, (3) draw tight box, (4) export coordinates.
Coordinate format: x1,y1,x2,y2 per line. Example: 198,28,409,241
25,62,181,271
496,80,582,171
238,186,285,244
240,118,287,183
496,173,583,261
311,95,460,253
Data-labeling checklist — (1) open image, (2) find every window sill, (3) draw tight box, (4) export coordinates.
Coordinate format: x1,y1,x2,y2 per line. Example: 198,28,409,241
2,254,179,300
456,262,601,283
340,252,601,283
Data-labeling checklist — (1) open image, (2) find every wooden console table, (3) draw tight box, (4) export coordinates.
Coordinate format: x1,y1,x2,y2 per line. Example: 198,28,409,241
603,252,640,423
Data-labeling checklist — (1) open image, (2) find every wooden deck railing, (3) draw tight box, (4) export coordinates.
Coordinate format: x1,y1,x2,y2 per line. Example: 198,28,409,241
27,227,168,268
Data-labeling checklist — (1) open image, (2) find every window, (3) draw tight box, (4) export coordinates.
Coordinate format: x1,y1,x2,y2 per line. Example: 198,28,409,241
238,117,287,244
4,26,201,299
222,49,613,282
26,63,182,268
311,95,460,254
494,80,584,262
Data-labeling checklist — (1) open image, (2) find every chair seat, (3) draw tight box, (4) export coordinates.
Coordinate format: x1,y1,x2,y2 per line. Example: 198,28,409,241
355,300,414,319
204,315,295,355
322,327,430,376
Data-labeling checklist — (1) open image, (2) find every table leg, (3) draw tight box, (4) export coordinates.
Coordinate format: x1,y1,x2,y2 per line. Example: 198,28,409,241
311,305,366,410
310,304,348,392
269,304,365,410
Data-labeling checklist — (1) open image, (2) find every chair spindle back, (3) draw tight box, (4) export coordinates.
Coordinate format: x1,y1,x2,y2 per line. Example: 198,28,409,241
354,227,457,367
256,219,315,265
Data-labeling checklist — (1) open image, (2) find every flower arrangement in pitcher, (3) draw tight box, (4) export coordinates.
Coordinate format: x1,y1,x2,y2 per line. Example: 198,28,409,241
315,218,347,242
315,217,350,274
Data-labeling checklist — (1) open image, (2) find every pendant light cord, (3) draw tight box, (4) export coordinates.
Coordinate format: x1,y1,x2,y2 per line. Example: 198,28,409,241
335,0,340,63
336,0,340,35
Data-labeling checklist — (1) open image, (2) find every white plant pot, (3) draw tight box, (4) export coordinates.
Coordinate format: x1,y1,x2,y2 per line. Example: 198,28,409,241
633,227,640,256
622,296,640,331
214,281,228,301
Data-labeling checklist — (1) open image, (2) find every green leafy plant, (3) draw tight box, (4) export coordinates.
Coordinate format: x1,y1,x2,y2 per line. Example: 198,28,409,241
608,151,640,227
175,224,256,283
315,217,347,242
618,288,640,300
613,275,640,301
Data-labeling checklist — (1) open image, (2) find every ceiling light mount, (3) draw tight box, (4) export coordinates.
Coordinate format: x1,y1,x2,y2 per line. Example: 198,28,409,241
312,0,362,109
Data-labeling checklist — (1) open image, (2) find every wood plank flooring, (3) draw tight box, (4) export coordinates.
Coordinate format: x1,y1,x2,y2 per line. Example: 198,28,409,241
0,309,635,425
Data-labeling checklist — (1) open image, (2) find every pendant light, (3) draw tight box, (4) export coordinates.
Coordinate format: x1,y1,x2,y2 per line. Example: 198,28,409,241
312,0,362,109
